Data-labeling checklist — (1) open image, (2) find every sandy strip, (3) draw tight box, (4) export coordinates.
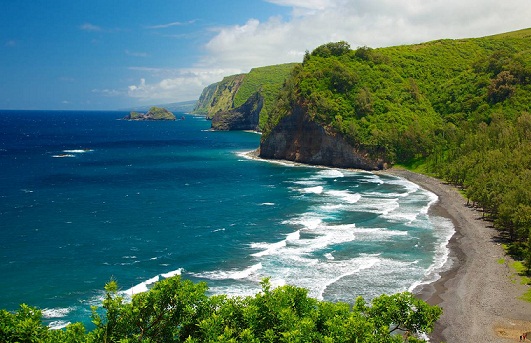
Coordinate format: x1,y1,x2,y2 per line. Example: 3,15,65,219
386,169,531,342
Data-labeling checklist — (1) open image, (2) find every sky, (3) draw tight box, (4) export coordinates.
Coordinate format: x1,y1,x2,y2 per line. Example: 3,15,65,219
1,0,530,110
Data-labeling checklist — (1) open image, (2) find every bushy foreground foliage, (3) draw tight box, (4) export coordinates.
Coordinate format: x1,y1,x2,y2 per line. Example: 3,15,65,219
0,276,441,342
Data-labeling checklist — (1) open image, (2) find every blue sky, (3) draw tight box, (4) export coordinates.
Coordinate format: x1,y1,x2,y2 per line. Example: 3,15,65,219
1,0,530,110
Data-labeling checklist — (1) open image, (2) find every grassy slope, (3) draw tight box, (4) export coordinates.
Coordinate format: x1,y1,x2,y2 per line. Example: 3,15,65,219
233,63,297,129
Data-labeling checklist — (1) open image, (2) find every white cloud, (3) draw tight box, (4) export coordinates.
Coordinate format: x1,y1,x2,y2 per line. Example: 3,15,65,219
201,0,531,71
122,0,531,104
146,20,197,29
79,23,102,32
125,68,242,102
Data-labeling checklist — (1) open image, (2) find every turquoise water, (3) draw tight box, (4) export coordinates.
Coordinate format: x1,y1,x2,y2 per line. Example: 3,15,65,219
0,110,453,328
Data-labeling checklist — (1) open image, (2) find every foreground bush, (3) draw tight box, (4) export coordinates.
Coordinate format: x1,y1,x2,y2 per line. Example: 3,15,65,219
0,276,441,342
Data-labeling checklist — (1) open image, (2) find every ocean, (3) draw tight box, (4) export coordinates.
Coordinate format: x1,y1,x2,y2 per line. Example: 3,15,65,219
0,110,454,329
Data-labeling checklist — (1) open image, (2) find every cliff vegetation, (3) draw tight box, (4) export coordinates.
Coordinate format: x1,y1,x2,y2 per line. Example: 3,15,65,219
193,64,296,130
124,106,176,121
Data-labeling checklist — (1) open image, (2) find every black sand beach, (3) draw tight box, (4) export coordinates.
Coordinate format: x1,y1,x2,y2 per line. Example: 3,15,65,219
388,169,531,342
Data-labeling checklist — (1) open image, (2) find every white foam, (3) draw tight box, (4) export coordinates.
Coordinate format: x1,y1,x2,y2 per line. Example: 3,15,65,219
326,189,361,204
48,320,71,330
408,216,455,292
193,263,263,281
63,149,93,153
283,215,322,230
317,256,380,299
300,186,324,194
123,275,160,296
52,154,75,158
315,169,344,178
161,268,183,279
251,240,286,257
42,307,72,318
291,180,323,186
286,230,300,242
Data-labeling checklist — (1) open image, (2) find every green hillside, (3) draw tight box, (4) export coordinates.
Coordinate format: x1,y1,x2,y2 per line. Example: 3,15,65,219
264,29,531,162
193,63,296,130
234,63,298,128
263,28,531,273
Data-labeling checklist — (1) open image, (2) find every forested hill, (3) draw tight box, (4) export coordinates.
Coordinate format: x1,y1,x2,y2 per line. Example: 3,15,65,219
192,63,296,130
260,28,531,274
261,28,531,164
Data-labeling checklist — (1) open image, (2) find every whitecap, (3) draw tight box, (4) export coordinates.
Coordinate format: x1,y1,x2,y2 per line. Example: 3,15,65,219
193,263,263,281
251,240,287,257
63,149,93,153
408,216,455,292
315,169,344,178
52,154,75,158
42,307,72,318
48,320,71,330
300,186,323,194
123,275,160,296
326,189,361,204
161,268,183,279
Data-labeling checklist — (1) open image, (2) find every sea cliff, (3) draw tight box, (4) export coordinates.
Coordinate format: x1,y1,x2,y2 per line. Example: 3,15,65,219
193,64,296,131
259,102,387,170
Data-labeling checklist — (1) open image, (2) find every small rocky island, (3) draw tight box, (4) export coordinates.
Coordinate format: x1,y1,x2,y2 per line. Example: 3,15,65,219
123,106,176,121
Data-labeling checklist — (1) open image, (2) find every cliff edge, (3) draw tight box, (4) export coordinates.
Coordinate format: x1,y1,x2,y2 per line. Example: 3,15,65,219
259,103,387,170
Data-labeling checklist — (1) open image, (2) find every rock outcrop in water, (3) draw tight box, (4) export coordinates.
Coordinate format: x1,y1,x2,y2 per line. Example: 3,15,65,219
259,103,388,170
124,107,176,121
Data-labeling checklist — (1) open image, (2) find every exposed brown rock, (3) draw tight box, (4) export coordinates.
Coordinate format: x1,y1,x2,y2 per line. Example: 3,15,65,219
259,104,387,170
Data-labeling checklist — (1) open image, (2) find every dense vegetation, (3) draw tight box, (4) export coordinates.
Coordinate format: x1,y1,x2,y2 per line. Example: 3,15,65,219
263,28,531,273
233,64,297,129
193,64,296,130
0,276,441,342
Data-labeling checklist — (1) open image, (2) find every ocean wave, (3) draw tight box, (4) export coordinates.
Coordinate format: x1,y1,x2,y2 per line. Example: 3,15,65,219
161,268,183,279
299,185,324,194
326,189,361,204
408,216,455,293
63,149,93,153
192,263,263,281
122,268,183,297
314,169,344,178
52,154,75,158
42,307,73,318
48,320,71,330
123,275,160,296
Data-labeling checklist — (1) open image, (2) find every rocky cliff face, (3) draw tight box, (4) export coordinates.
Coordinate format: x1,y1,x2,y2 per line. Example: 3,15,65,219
192,74,246,118
259,104,388,170
211,92,263,131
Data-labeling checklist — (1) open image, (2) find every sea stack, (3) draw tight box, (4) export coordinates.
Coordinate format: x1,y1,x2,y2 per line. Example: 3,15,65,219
124,106,176,121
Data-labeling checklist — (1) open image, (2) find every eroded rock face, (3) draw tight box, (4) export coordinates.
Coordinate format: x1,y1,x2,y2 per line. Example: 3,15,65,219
211,92,263,131
259,104,387,170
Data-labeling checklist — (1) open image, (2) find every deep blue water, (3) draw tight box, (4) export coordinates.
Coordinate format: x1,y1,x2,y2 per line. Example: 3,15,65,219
0,110,453,328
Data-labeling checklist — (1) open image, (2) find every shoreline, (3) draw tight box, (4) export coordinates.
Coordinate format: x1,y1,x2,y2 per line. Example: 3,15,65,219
386,168,531,342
